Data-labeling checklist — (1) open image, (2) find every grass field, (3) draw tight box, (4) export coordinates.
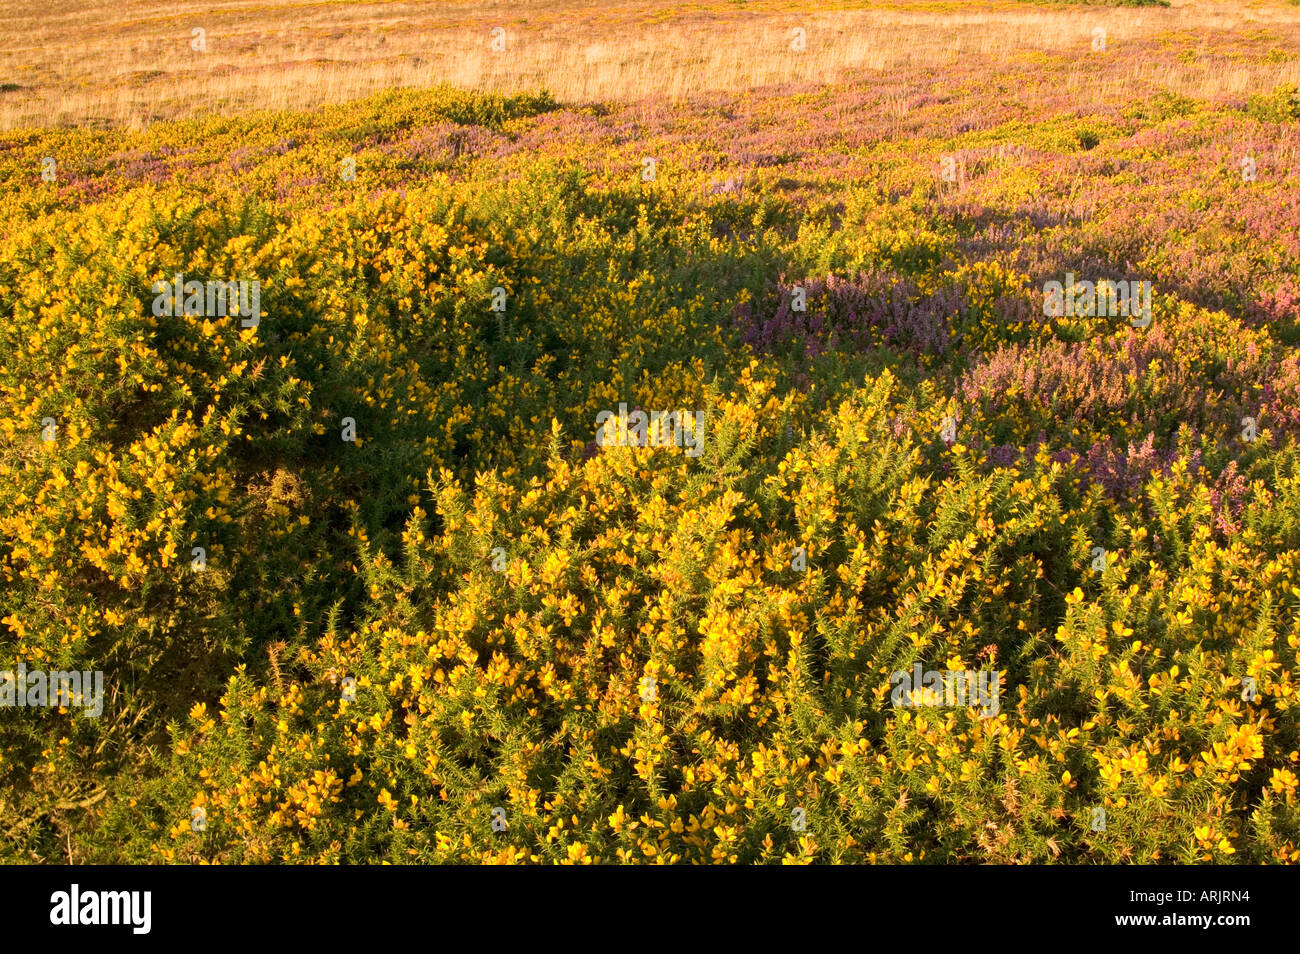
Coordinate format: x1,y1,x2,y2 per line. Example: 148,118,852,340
4,0,1300,128
3,0,1300,865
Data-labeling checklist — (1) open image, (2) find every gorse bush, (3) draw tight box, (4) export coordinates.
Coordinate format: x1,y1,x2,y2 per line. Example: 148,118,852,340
2,83,1299,863
1245,84,1300,124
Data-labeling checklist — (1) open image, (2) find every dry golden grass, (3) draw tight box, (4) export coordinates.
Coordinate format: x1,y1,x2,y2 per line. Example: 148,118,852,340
3,0,1300,130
